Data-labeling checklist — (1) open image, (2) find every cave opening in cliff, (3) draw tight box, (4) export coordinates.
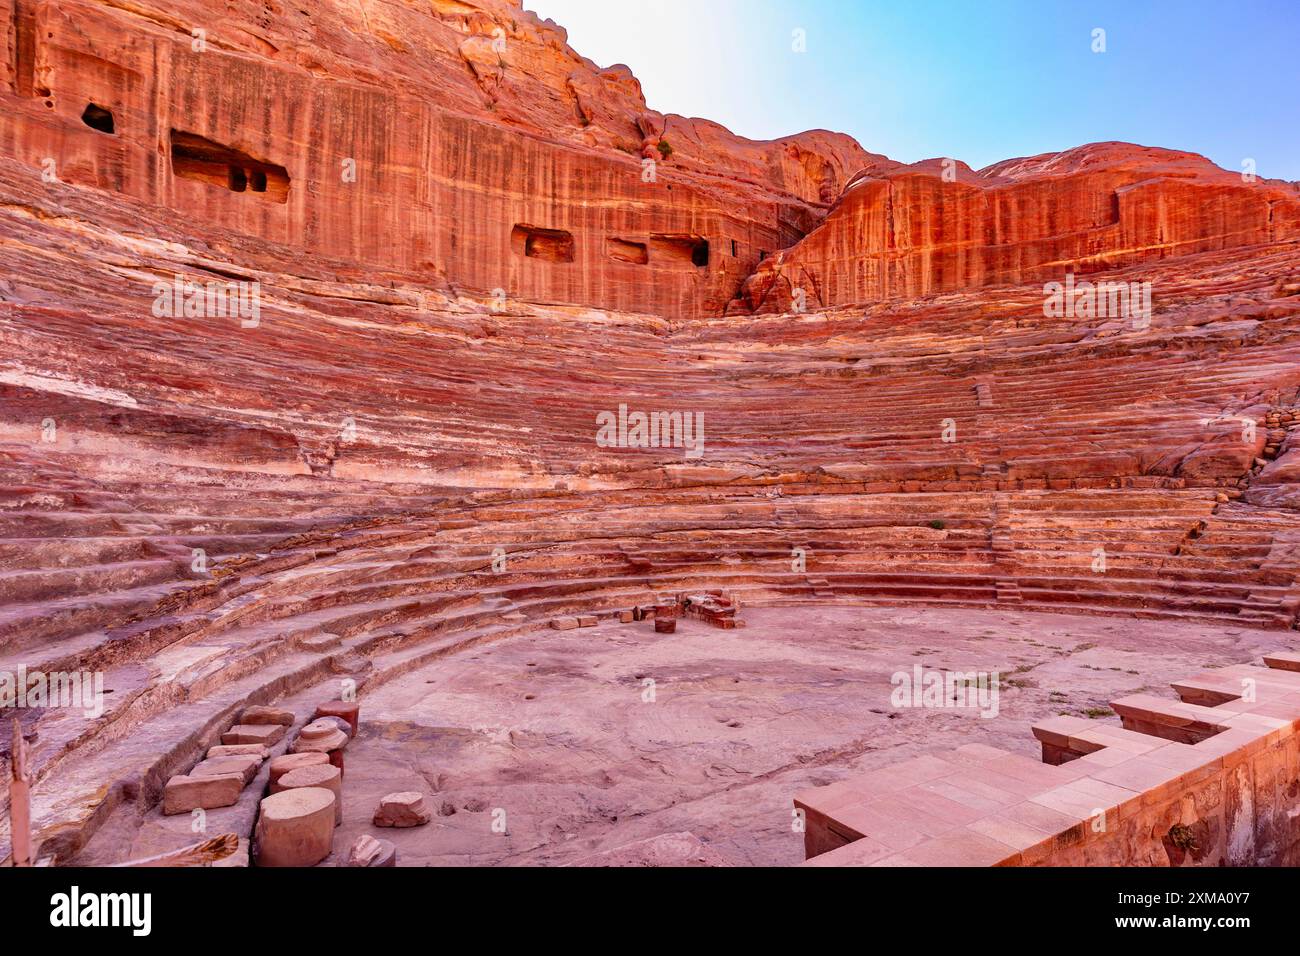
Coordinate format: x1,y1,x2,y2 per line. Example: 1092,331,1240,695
650,234,710,268
81,103,115,134
169,130,290,203
511,224,576,263
606,237,649,265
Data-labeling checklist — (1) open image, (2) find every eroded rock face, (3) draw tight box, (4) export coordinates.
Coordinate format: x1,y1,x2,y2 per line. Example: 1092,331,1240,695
373,792,432,828
733,143,1300,313
0,0,871,319
1,0,1299,869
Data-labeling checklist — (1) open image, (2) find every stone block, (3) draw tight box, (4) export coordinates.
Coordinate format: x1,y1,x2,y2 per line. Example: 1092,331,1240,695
190,755,261,786
163,773,244,815
240,705,295,726
255,787,336,867
373,791,432,828
269,751,330,786
347,835,397,868
221,723,286,747
299,633,342,653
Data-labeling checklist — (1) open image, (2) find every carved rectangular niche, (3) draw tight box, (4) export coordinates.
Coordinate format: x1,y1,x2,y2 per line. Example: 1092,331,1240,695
170,130,290,203
606,237,648,265
511,224,575,263
650,233,709,268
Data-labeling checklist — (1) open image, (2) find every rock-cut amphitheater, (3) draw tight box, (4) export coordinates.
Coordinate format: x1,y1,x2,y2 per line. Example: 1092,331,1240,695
2,0,1300,869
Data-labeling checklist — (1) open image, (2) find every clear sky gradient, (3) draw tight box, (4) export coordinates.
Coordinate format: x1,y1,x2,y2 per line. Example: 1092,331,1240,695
525,0,1300,180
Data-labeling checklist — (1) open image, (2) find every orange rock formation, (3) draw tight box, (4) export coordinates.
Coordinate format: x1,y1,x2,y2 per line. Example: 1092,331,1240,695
1,0,873,318
0,0,1298,868
733,144,1300,313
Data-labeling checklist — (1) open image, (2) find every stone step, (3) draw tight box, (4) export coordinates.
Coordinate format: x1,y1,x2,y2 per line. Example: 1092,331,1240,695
1263,650,1300,672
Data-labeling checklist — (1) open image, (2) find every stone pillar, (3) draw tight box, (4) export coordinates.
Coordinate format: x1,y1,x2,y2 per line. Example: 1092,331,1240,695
255,788,336,867
312,700,360,738
163,774,244,814
290,719,349,778
268,751,330,788
275,763,344,825
291,719,348,755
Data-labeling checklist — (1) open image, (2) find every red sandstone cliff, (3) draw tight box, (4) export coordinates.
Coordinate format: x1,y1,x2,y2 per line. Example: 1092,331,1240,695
0,0,878,318
5,0,1295,321
731,143,1300,313
3,3,1300,867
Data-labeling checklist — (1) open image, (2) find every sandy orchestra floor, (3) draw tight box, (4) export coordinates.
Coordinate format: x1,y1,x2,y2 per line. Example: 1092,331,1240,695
72,604,1279,866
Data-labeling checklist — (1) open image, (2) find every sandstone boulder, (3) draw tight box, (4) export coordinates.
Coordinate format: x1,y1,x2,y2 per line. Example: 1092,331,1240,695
346,834,397,868
221,724,287,747
255,788,336,868
373,792,432,828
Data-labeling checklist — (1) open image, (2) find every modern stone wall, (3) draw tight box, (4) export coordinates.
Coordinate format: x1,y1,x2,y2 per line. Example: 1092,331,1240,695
797,652,1300,866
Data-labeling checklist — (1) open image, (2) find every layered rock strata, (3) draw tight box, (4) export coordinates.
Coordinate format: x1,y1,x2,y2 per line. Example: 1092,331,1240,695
0,0,873,318
733,144,1300,313
0,0,1298,869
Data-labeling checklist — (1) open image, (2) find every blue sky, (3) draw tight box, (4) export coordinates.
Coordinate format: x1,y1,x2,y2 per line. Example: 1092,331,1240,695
526,0,1300,180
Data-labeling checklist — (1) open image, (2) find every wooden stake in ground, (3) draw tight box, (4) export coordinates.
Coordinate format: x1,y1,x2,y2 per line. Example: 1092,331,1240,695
9,719,31,867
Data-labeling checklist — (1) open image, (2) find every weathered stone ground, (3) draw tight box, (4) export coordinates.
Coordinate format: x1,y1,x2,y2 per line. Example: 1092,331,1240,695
317,605,1286,866
5,0,1299,872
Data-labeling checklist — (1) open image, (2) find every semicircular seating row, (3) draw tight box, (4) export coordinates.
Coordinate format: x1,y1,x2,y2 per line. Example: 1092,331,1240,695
2,160,1299,861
